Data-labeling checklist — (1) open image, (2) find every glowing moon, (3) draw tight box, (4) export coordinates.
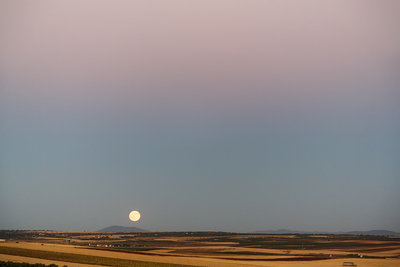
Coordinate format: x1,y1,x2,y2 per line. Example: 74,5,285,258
129,210,141,222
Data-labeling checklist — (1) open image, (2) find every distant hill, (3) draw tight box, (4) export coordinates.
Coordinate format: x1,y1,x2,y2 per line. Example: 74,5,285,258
254,229,400,236
98,225,147,232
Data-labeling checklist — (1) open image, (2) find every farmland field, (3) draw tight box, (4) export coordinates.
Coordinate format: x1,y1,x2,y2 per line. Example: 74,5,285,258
0,231,399,266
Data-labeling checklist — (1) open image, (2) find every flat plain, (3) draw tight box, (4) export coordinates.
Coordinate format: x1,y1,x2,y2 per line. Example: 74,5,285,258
0,231,399,266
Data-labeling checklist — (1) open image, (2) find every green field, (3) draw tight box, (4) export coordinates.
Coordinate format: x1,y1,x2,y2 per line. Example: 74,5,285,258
0,261,59,267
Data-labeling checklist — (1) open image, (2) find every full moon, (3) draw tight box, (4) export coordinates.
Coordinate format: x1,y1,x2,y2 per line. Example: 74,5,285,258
129,210,141,222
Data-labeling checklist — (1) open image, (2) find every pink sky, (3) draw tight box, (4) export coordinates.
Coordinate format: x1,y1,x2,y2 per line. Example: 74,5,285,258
1,0,399,120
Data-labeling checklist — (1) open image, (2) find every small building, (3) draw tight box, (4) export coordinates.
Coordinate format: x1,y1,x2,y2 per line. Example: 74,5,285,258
343,262,357,266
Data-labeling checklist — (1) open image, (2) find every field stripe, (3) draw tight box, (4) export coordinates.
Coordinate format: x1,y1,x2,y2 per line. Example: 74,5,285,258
0,246,192,267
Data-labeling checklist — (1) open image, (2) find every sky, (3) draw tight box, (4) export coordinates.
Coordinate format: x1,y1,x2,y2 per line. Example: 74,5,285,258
0,0,399,232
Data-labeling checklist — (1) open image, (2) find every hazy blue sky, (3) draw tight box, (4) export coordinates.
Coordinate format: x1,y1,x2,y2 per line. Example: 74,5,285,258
1,0,399,232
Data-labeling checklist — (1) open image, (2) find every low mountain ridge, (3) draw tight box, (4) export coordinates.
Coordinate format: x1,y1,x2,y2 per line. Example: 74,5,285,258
98,225,147,232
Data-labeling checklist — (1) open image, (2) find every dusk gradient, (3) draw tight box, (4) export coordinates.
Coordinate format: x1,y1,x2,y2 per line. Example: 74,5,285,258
1,0,399,232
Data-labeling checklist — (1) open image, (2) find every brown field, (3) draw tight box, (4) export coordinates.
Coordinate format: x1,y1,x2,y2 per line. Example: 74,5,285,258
0,231,399,266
